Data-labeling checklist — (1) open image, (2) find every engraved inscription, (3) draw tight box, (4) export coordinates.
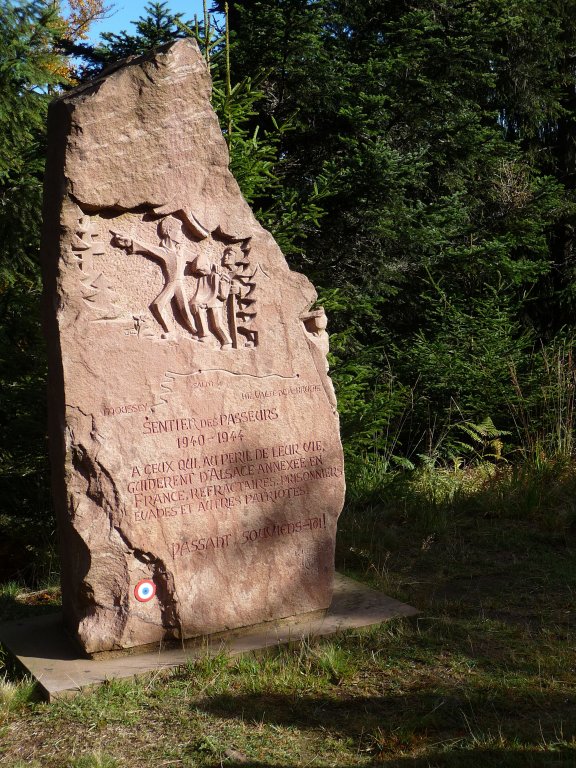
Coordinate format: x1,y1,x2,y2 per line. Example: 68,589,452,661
153,371,297,411
168,516,326,560
124,439,342,524
103,402,150,416
242,383,322,400
171,533,232,558
141,407,279,444
242,514,326,543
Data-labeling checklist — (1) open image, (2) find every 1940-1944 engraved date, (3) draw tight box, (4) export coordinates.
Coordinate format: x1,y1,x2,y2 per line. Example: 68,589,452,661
141,407,279,449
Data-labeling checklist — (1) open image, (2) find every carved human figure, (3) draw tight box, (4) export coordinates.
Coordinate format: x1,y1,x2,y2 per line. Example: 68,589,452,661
302,308,329,363
189,245,241,349
301,307,337,410
111,216,198,338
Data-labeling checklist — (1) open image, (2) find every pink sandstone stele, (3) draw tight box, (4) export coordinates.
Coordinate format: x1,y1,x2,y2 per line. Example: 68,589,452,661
40,39,345,655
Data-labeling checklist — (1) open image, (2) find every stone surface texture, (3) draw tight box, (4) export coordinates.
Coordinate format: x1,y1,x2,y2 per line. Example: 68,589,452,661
41,39,345,654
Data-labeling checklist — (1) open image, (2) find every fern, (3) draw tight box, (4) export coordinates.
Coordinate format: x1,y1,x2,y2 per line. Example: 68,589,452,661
455,417,510,462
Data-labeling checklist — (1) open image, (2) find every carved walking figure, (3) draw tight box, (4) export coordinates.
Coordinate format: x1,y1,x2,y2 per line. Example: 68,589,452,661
111,216,198,338
189,245,241,349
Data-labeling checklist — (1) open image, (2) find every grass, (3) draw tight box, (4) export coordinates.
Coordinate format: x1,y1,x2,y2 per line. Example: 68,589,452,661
0,459,575,766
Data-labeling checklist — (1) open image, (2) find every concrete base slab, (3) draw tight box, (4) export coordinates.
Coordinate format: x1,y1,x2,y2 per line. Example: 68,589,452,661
0,574,418,700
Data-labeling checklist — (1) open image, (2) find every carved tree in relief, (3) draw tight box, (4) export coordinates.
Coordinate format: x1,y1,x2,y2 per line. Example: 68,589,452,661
72,213,121,321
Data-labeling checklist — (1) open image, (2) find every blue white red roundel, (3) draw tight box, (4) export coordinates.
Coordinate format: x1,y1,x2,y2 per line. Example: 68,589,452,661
134,579,156,602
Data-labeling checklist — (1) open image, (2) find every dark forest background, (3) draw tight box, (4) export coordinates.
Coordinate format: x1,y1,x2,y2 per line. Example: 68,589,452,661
2,0,576,580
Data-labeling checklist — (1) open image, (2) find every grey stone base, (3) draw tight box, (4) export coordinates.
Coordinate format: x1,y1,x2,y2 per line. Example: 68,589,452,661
0,574,418,701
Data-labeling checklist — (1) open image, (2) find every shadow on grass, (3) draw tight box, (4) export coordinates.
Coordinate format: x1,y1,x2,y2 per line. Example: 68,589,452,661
0,591,60,623
336,460,576,636
343,457,576,537
208,748,576,767
196,689,576,761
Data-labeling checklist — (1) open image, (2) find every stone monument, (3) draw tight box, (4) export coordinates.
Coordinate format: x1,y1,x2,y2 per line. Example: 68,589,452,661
41,39,345,655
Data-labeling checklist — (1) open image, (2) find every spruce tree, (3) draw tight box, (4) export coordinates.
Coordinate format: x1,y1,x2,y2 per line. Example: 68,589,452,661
214,0,576,459
96,2,191,61
0,0,71,577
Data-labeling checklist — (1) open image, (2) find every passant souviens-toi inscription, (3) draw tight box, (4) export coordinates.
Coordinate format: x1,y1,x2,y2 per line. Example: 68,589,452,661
40,39,345,654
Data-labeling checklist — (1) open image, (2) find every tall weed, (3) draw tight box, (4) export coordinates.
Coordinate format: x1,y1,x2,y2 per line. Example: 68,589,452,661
509,336,576,462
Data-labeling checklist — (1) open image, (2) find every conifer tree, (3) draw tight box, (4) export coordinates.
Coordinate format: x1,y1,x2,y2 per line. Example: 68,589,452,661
0,0,73,576
97,1,191,60
214,0,576,458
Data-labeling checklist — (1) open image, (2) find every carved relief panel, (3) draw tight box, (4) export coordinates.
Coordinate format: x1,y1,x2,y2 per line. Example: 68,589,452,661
70,207,258,350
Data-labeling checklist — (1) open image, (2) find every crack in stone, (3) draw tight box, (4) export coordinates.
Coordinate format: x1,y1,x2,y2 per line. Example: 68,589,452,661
71,438,182,642
113,525,182,639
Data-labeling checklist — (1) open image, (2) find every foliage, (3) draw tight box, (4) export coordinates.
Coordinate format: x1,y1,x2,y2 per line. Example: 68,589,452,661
213,0,576,464
508,334,576,461
66,1,193,77
63,0,111,41
0,0,66,190
95,1,191,60
0,672,36,718
0,0,73,581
